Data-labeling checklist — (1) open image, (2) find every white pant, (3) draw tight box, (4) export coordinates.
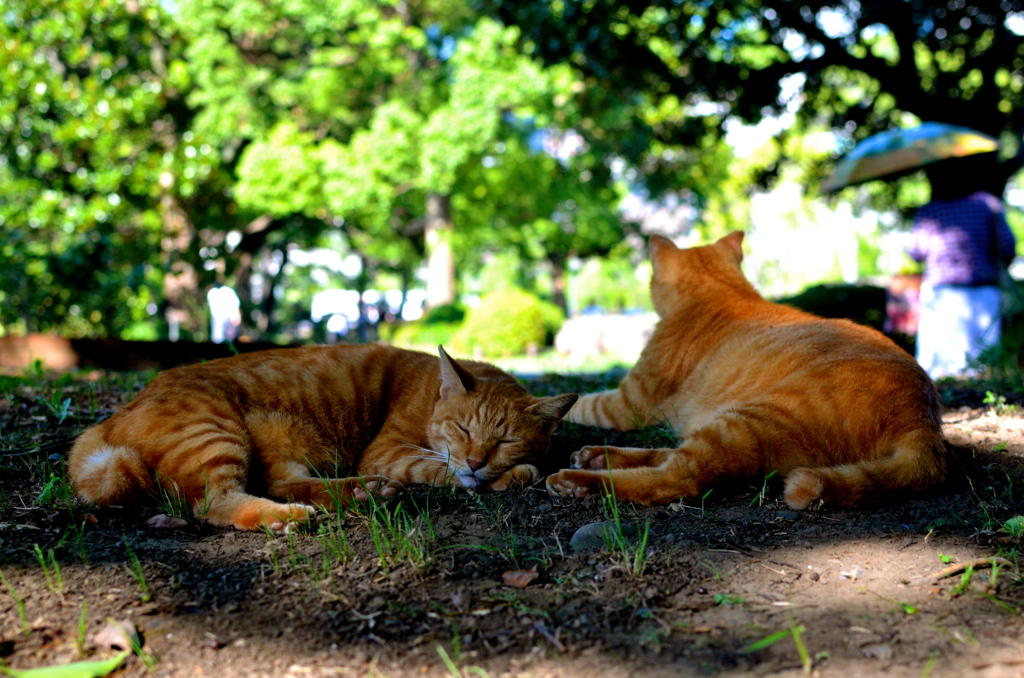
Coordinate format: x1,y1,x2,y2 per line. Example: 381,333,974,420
916,283,1002,379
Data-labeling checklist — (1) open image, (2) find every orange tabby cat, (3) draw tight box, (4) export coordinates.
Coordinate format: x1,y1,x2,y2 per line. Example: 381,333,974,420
69,344,577,531
547,232,947,508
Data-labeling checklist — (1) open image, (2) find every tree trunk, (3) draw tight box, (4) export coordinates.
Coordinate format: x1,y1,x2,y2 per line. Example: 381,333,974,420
425,192,456,309
159,195,202,341
550,256,568,316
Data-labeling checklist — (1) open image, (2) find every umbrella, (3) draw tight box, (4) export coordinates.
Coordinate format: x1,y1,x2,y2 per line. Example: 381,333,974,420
821,122,998,192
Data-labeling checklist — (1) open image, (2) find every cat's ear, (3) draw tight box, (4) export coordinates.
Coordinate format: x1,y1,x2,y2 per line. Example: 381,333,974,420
648,235,677,276
717,231,745,263
526,393,579,431
438,345,476,399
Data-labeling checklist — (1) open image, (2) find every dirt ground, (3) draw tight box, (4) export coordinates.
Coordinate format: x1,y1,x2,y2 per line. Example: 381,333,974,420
1,370,1024,678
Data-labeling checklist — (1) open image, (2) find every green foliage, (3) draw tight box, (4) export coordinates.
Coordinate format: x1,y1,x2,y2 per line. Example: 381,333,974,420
776,284,887,331
573,255,652,314
389,321,463,353
971,278,1024,390
490,1,1024,202
424,303,467,325
0,0,200,337
456,289,564,357
384,300,466,351
1003,516,1024,539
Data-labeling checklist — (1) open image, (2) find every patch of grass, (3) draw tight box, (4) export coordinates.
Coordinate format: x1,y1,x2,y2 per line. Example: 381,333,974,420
123,537,151,603
360,498,434,574
700,488,713,518
36,472,74,508
950,565,975,597
599,475,650,577
698,558,723,581
1003,516,1024,538
61,511,91,564
263,527,282,574
33,543,64,603
107,616,159,670
76,599,89,655
316,521,353,566
751,470,778,507
0,568,30,636
36,390,73,424
436,643,490,678
0,374,28,398
983,390,1018,415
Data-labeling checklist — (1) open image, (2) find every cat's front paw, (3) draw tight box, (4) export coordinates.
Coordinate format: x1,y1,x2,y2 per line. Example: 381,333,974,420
487,464,539,491
571,446,609,470
350,476,402,502
545,470,594,499
244,502,318,534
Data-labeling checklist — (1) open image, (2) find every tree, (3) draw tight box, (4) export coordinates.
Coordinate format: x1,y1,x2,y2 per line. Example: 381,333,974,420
486,1,1024,200
450,132,627,314
0,0,212,337
180,1,565,313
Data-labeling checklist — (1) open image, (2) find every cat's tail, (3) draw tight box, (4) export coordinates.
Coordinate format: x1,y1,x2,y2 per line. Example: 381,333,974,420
67,423,155,505
783,427,947,509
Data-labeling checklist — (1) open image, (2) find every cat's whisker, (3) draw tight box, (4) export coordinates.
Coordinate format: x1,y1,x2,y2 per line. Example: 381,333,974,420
405,454,451,464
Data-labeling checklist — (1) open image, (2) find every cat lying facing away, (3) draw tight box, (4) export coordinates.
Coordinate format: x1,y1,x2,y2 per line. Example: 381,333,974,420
69,344,577,531
547,232,947,509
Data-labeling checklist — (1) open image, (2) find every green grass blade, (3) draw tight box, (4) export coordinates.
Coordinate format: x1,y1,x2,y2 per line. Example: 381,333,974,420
0,651,129,678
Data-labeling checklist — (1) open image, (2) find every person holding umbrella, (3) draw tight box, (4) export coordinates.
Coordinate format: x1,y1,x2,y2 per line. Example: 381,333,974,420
823,122,1018,379
907,157,1017,379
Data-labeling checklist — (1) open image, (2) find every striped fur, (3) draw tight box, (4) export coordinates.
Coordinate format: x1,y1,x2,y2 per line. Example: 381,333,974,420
546,232,947,509
69,344,577,531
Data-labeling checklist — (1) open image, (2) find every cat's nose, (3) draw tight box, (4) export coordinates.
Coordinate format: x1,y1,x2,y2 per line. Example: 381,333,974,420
466,458,484,472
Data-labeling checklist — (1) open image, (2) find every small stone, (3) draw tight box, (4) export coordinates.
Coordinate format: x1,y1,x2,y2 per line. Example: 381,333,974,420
569,521,637,552
204,632,228,649
93,619,139,652
776,511,801,521
144,514,190,530
861,643,894,660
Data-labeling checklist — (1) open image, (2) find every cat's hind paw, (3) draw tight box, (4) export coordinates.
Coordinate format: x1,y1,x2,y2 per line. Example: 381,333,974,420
782,468,825,509
571,445,669,470
545,470,596,499
571,446,608,470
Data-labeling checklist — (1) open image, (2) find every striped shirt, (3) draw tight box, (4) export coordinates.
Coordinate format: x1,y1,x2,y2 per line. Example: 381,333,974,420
908,191,1017,287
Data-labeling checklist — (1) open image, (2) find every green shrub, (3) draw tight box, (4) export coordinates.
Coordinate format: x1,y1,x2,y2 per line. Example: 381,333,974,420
388,320,462,352
455,289,564,357
971,277,1024,390
423,302,466,325
775,284,887,331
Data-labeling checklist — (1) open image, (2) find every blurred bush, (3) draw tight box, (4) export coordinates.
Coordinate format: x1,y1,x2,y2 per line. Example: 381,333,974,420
386,304,466,352
455,288,564,357
776,284,887,331
573,255,652,314
422,303,466,325
388,321,463,352
972,277,1024,390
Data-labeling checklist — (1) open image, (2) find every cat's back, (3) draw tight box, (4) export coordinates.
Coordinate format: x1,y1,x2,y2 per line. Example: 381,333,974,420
673,299,934,419
111,343,441,431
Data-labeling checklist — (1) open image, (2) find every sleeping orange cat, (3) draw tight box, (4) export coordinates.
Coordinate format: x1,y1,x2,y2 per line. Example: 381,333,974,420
547,232,947,509
69,344,577,531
